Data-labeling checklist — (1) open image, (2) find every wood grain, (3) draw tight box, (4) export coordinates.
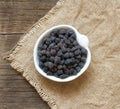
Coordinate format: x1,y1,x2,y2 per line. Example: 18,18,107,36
0,0,58,109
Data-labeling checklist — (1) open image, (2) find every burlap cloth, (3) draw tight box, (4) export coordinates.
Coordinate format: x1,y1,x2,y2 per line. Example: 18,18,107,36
7,0,120,109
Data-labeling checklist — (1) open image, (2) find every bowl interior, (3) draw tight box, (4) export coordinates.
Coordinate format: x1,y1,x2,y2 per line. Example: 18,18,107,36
34,25,91,82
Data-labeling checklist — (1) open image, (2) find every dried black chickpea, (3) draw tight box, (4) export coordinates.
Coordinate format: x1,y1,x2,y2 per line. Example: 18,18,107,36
38,28,87,79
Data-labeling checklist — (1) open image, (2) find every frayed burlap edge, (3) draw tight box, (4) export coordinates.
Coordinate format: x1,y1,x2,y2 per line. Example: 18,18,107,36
6,0,65,109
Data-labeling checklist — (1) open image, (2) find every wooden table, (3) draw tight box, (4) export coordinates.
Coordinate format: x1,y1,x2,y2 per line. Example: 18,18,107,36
0,0,58,109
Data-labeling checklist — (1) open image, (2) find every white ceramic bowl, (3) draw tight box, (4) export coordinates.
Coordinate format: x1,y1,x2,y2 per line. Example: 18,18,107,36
34,25,91,82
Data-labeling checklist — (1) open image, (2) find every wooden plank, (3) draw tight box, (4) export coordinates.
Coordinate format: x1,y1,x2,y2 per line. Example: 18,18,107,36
0,0,58,108
0,91,40,97
0,35,21,70
0,0,56,2
0,1,57,33
0,10,48,21
0,69,20,75
0,20,39,33
0,103,50,109
0,87,35,92
0,0,57,10
0,74,24,80
0,34,21,51
0,79,33,87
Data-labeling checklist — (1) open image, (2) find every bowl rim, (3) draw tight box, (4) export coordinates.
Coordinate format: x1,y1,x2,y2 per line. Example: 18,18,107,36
33,24,91,82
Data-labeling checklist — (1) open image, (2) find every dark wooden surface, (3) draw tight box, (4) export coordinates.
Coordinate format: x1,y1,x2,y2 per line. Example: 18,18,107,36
0,0,58,109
